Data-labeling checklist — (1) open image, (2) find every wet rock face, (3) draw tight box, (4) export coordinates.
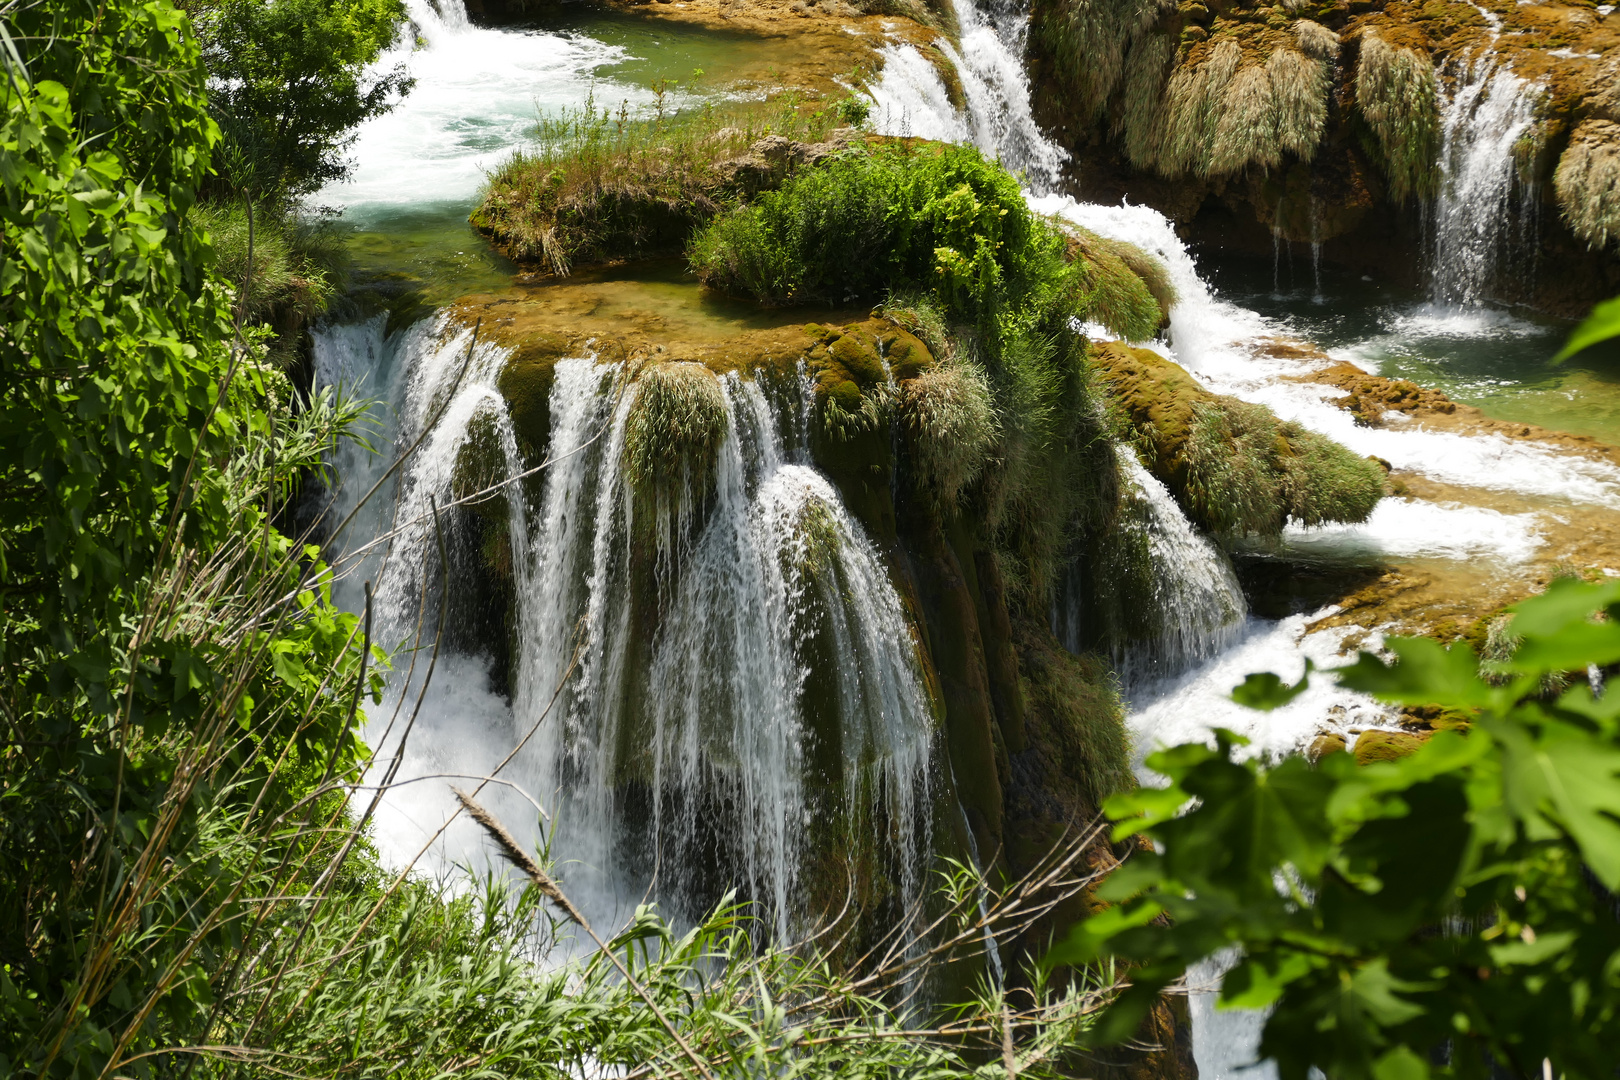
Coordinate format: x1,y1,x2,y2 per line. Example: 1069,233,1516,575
1029,0,1620,312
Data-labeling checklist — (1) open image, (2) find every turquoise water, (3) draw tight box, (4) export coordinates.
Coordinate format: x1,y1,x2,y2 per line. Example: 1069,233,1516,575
1204,251,1620,446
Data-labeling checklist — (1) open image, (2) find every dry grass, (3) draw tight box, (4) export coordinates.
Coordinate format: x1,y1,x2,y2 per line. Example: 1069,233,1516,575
1354,31,1440,202
1039,0,1177,126
1138,35,1335,179
1554,118,1620,250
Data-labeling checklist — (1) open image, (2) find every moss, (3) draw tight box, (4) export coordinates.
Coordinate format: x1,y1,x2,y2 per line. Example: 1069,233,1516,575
622,361,729,498
1064,228,1174,340
1553,119,1620,251
495,330,575,465
1353,30,1441,202
1091,341,1384,538
1014,620,1132,809
1352,729,1429,765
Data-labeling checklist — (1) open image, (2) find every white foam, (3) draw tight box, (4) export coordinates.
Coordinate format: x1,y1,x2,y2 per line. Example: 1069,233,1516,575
868,44,971,143
1028,192,1620,509
1274,497,1543,562
316,2,650,216
1125,613,1393,769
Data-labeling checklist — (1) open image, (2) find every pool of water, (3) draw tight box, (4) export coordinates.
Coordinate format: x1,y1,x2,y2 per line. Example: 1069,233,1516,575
1202,250,1620,446
319,0,831,303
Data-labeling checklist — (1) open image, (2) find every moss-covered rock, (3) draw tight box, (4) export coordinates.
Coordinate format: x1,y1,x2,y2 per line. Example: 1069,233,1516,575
1091,340,1385,537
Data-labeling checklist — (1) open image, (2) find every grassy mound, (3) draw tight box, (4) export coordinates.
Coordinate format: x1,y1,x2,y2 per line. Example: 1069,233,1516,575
1093,342,1385,538
473,97,851,274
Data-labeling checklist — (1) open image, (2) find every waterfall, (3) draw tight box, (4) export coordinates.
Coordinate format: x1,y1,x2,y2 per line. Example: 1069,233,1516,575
1113,448,1247,683
511,358,936,934
313,319,938,936
1431,57,1541,307
869,0,1067,193
405,0,468,40
1187,952,1277,1080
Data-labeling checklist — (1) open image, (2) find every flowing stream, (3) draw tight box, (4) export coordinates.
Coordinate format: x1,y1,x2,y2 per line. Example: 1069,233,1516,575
309,0,1620,1068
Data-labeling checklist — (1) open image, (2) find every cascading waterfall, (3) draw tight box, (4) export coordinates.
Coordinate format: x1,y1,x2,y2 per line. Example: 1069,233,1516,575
1112,448,1247,683
509,358,936,934
315,317,939,936
868,0,1067,192
1431,56,1542,307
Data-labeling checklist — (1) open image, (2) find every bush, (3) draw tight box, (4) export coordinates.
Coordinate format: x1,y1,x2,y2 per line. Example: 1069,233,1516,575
1056,577,1620,1079
474,95,848,274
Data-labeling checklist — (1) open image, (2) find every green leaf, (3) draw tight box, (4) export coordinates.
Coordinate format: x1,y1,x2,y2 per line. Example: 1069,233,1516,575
1553,294,1620,363
1232,661,1313,711
1489,716,1620,890
1488,930,1576,967
1373,1046,1432,1080
1336,638,1492,709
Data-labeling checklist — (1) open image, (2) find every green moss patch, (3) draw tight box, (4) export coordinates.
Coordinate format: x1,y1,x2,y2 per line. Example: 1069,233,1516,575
1093,341,1385,538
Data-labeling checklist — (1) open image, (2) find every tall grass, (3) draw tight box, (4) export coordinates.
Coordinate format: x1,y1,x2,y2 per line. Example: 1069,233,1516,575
473,92,853,274
1354,31,1440,203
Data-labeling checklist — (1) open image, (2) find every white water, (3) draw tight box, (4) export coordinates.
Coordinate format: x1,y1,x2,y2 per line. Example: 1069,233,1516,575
869,0,1067,192
316,318,937,935
1114,448,1248,682
1430,57,1542,307
316,0,649,219
1028,194,1620,510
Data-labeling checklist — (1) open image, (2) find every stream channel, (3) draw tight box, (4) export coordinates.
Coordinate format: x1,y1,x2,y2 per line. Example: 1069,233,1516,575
309,1,1620,1074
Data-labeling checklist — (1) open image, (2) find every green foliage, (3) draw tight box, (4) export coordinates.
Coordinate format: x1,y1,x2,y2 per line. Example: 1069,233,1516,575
1555,294,1620,362
692,143,1153,603
1052,576,1620,1079
0,2,381,1073
193,201,348,359
182,0,410,198
1182,398,1384,537
899,359,1001,510
475,94,845,274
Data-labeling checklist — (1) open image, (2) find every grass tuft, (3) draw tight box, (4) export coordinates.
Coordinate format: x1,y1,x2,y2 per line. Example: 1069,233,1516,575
900,360,1000,509
623,360,729,498
1354,31,1440,203
1554,119,1620,251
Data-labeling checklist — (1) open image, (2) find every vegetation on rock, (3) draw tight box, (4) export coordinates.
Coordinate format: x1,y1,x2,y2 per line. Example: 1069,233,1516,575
475,96,850,273
1057,576,1620,1078
1092,343,1383,539
1554,119,1620,250
1352,30,1440,203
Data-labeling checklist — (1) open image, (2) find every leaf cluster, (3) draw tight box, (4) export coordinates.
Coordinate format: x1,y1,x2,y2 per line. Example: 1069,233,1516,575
1052,577,1620,1079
